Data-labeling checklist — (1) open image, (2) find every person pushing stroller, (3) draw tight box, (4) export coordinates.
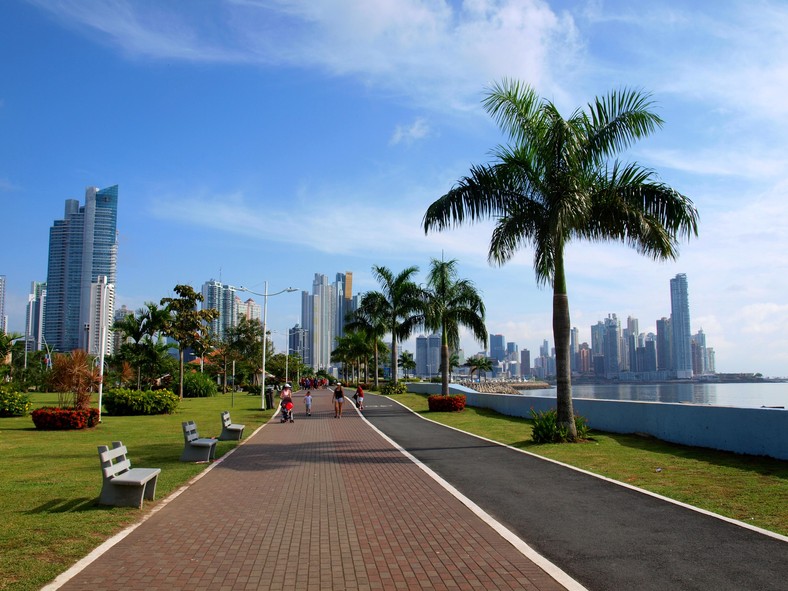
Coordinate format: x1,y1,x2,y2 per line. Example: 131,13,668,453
280,383,294,423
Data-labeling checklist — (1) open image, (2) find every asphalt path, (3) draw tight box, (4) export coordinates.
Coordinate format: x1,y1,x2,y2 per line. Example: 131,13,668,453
360,392,788,591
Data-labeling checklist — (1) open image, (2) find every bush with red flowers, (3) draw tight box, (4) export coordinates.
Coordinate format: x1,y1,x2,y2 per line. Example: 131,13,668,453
31,407,100,430
427,394,466,412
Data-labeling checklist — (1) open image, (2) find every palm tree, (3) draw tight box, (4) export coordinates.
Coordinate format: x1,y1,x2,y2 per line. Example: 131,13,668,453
398,351,416,379
424,80,698,439
364,265,424,384
465,355,493,382
346,296,388,389
424,258,488,396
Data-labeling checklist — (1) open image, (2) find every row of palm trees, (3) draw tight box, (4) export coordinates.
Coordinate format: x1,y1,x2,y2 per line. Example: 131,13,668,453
339,258,489,396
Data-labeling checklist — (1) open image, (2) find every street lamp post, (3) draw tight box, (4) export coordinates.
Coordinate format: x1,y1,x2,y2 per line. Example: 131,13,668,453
239,283,297,410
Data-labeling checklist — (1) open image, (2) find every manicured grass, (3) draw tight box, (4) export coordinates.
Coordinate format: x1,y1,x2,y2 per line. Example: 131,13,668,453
0,392,273,591
390,393,788,537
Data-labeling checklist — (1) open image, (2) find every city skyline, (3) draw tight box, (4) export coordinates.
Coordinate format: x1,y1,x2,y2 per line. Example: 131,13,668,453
3,2,788,376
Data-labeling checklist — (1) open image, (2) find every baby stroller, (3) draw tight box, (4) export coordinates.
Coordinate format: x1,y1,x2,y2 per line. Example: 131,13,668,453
280,399,294,423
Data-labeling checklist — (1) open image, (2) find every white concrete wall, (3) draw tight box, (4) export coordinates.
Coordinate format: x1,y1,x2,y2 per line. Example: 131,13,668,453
404,383,788,460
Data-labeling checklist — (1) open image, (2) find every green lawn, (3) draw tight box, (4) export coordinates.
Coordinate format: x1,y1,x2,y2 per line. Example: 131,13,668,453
388,393,788,537
0,392,273,591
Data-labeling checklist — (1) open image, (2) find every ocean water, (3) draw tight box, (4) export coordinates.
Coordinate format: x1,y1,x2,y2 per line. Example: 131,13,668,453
517,382,787,409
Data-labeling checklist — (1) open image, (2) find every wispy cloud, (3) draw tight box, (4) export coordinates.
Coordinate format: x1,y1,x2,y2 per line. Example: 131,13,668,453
390,117,430,145
27,0,581,110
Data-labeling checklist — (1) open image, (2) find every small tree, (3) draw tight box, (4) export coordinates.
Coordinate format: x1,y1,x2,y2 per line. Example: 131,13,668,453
49,350,101,410
161,285,219,400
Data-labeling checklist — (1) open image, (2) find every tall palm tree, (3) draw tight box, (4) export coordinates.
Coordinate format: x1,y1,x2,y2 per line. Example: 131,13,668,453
365,265,424,384
345,295,388,389
424,258,488,395
424,80,698,439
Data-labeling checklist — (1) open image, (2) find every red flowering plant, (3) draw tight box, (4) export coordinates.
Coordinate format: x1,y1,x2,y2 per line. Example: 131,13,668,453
427,394,466,412
33,350,102,430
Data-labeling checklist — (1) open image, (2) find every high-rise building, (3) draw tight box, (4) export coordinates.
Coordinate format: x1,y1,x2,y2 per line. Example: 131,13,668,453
520,349,531,377
655,317,672,371
112,304,133,353
237,297,261,322
201,279,238,340
692,328,707,375
670,273,693,379
87,275,115,356
0,275,7,334
44,185,118,353
489,334,505,362
301,272,354,371
603,314,621,377
25,281,47,352
416,333,442,377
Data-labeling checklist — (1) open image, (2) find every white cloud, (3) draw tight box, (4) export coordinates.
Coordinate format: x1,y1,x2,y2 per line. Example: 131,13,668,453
390,117,430,145
28,0,582,110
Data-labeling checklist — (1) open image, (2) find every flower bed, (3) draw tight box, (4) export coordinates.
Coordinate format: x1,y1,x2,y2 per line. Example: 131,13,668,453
31,407,100,430
427,394,466,412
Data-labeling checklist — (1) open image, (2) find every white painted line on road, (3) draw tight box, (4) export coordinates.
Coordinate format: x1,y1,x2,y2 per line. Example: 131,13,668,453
358,400,589,591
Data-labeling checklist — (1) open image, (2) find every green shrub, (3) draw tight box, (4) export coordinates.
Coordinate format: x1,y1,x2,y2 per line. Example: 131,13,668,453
103,388,179,416
427,394,466,412
531,408,590,443
0,390,32,417
381,381,408,396
31,407,100,430
183,372,218,398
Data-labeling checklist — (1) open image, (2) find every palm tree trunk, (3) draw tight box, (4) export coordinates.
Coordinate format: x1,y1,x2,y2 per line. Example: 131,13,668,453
373,343,380,389
553,250,577,440
441,321,450,396
391,334,398,384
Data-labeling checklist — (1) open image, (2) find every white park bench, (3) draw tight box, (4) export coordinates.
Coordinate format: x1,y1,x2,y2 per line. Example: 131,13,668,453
180,420,218,462
97,441,161,509
218,411,245,441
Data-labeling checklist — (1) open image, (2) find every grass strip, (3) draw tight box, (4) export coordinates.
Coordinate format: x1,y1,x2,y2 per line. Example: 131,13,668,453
0,392,273,591
389,392,788,537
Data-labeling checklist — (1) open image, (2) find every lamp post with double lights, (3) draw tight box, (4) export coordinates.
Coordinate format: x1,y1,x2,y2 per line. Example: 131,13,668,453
239,283,297,410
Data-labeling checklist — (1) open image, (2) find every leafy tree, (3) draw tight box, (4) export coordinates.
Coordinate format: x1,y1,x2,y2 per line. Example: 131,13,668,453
160,285,219,400
225,317,270,390
114,302,171,389
364,265,424,384
424,258,488,395
424,80,698,439
398,351,416,379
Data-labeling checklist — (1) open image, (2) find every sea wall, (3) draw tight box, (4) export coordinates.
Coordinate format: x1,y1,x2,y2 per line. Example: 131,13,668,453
404,382,788,460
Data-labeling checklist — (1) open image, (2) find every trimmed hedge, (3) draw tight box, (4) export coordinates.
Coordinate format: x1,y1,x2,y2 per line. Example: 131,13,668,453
31,407,100,430
427,394,466,412
103,388,179,416
0,390,32,417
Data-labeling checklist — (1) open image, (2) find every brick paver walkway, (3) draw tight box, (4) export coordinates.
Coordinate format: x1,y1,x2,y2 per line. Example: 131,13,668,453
55,389,567,590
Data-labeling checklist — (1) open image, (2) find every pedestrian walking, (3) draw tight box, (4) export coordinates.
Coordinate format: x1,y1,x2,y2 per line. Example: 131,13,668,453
333,383,344,418
354,385,364,410
304,390,312,416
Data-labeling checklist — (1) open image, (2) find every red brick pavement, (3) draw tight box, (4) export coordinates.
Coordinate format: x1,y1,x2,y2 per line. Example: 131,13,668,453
55,389,567,591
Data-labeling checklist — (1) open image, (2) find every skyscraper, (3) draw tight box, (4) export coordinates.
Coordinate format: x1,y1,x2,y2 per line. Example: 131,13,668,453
201,279,238,340
670,273,693,379
489,334,505,361
87,275,115,356
44,186,119,353
26,281,47,352
301,272,354,371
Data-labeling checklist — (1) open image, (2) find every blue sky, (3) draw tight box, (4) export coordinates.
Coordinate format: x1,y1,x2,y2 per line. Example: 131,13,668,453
2,0,788,377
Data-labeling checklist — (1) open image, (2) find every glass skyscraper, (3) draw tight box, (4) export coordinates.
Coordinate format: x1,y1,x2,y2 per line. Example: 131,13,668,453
44,185,118,353
670,273,693,379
